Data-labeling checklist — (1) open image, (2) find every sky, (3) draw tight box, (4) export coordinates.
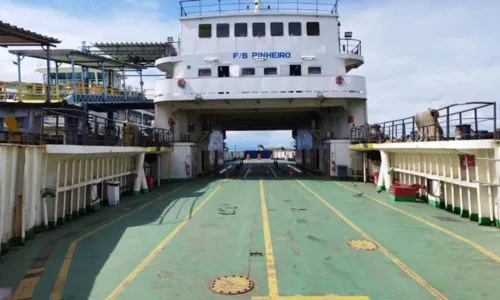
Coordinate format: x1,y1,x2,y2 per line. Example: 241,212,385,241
1,0,499,150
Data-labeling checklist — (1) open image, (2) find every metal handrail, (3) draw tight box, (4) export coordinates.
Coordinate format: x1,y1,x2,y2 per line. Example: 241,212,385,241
350,102,498,144
179,0,339,17
0,81,146,103
339,38,361,55
0,108,173,147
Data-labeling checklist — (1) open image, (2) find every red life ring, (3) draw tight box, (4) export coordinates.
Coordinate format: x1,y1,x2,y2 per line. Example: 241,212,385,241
335,76,344,85
331,160,336,171
177,78,186,88
168,117,175,127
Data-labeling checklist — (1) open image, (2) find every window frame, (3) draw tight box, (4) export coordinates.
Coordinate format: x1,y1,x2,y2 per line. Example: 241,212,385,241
270,22,284,36
234,23,248,37
264,67,278,76
198,24,212,38
288,22,302,36
252,22,266,37
241,67,256,76
308,66,322,75
216,23,230,38
198,68,212,77
306,22,320,36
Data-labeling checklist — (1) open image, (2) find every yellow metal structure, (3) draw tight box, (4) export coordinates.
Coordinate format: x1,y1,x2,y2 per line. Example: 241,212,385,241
0,81,144,103
209,276,254,295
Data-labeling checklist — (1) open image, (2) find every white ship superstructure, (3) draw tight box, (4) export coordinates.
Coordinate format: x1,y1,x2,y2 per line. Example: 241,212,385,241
154,0,366,179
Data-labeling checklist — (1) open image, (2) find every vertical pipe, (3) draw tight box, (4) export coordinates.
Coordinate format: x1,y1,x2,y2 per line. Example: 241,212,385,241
157,154,161,186
133,153,145,195
101,64,107,98
55,63,60,100
139,70,144,97
71,54,76,96
0,147,8,248
70,160,76,219
54,160,60,227
46,46,51,102
446,107,450,139
17,55,22,82
474,109,478,139
493,102,497,137
83,159,88,213
30,148,40,235
63,160,68,223
9,147,19,233
122,68,126,95
77,159,82,216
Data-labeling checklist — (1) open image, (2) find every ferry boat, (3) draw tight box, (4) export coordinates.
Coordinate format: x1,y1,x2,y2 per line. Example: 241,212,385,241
0,1,499,300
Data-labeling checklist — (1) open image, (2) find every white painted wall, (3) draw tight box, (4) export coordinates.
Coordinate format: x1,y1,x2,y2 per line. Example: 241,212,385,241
155,12,365,103
169,143,198,179
324,139,351,176
154,75,366,101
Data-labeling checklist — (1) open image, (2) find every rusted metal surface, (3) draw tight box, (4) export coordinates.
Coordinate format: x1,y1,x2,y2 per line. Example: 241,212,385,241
209,276,254,295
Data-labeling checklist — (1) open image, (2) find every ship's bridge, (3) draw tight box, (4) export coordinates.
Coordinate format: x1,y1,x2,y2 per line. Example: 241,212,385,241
155,0,365,102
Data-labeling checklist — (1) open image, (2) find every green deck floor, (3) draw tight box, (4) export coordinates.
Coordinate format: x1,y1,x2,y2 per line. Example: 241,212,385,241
0,162,499,300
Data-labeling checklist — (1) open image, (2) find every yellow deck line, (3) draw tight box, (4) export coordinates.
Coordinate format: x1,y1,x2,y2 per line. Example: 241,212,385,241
255,180,369,300
259,179,279,298
104,179,228,300
297,179,447,300
335,182,500,264
253,297,369,300
49,183,188,300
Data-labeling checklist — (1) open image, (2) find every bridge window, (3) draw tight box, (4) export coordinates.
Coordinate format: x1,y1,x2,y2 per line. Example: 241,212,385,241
199,24,212,38
306,22,320,36
308,66,322,75
288,22,302,36
252,22,266,37
198,68,212,76
271,22,284,36
290,64,301,76
235,23,247,37
242,68,255,76
217,23,230,38
264,67,277,75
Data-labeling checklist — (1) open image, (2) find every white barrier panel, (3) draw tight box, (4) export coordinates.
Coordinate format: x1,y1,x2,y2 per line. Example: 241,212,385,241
0,145,19,251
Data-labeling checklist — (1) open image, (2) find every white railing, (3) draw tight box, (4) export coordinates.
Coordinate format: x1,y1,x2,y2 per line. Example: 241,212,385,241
154,75,366,101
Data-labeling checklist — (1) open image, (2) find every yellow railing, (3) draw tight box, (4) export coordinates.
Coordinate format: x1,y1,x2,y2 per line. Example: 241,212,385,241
0,81,145,103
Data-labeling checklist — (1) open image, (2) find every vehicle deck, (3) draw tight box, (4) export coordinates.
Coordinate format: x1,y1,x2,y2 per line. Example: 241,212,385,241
1,161,499,300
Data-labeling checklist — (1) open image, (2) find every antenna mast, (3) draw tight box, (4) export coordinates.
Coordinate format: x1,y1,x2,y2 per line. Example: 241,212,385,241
253,0,261,13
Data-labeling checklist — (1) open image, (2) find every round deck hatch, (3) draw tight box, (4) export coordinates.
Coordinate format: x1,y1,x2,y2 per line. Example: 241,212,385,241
209,275,254,295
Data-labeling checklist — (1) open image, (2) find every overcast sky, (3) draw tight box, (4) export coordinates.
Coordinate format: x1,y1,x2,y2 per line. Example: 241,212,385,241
1,0,498,150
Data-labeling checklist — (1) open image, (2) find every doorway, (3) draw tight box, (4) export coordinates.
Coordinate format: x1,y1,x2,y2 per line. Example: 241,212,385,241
218,66,230,77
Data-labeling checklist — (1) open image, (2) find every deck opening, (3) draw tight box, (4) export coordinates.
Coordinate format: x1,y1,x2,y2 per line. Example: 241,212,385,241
250,252,263,256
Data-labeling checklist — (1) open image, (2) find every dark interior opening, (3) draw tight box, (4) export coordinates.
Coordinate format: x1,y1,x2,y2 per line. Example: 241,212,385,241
218,66,230,77
290,64,301,76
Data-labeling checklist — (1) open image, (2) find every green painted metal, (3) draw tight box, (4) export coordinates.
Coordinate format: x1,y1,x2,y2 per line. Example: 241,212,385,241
0,171,499,300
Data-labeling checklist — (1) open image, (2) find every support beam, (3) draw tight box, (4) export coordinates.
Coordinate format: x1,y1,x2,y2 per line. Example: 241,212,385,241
16,55,22,83
45,45,51,102
70,54,76,96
